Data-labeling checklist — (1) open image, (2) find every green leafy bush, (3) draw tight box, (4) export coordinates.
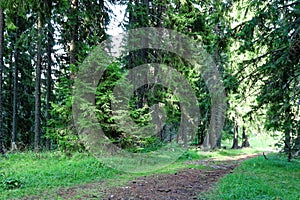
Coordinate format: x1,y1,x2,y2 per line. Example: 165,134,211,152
0,173,22,190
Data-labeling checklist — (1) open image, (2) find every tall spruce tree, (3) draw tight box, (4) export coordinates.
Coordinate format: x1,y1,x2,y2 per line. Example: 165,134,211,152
0,7,4,154
34,6,43,151
232,0,300,155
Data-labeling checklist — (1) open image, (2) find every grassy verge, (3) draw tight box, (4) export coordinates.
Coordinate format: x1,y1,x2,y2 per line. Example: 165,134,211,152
202,154,300,200
0,152,119,199
0,147,273,199
0,150,202,199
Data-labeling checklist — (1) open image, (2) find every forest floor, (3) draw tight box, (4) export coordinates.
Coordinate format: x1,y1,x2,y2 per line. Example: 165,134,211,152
28,154,258,200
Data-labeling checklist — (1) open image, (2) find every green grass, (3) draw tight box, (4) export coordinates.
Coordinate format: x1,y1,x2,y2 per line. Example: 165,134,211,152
0,152,119,199
0,148,252,199
0,150,207,199
202,154,300,200
222,133,279,151
0,143,292,200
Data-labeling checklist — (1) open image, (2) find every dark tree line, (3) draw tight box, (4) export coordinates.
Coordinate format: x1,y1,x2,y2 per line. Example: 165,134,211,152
0,0,298,158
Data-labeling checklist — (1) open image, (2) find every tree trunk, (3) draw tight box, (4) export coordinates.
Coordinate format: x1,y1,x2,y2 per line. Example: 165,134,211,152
295,129,300,151
45,0,53,150
12,17,19,151
0,7,4,154
213,28,224,149
231,118,239,149
70,0,78,69
282,68,292,156
34,13,42,151
241,123,250,148
202,51,226,149
7,50,13,149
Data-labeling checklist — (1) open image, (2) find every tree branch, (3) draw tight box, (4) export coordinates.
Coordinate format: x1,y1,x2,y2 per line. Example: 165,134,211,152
278,2,300,9
263,152,268,160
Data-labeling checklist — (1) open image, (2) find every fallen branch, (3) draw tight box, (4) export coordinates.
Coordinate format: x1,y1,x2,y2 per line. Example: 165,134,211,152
263,152,268,160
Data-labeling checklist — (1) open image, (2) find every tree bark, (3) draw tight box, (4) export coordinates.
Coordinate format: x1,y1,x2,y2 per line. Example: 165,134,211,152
12,17,19,151
231,118,239,149
0,7,4,154
34,13,42,151
70,0,78,69
241,123,250,148
295,130,300,151
202,68,226,149
45,0,53,150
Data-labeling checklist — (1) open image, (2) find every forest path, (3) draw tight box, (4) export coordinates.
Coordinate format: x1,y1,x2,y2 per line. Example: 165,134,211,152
48,154,259,200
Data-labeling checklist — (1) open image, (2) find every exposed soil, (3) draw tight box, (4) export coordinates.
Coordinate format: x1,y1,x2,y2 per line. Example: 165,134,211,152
104,168,231,200
24,154,258,200
103,154,257,200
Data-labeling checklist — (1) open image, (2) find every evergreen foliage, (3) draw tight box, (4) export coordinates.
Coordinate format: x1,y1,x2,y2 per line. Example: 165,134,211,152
0,0,297,158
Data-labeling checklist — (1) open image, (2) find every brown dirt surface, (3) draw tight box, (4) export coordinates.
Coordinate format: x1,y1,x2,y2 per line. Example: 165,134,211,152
103,154,257,200
104,168,231,200
23,154,258,200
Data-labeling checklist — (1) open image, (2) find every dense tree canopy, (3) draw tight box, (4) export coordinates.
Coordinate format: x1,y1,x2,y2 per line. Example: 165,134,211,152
0,0,298,159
